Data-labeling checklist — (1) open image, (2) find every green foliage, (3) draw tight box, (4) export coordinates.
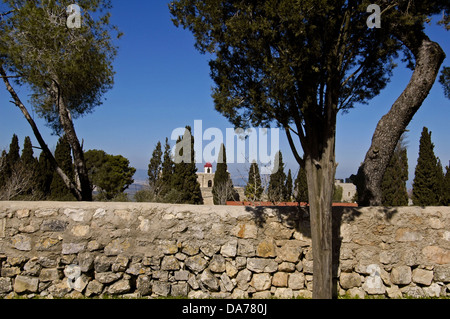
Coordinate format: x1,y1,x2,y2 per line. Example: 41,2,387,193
268,151,287,203
50,136,75,201
212,144,239,205
294,166,308,203
443,166,450,206
7,134,20,169
245,161,263,201
35,151,54,200
85,150,136,201
440,66,450,99
285,169,293,202
381,140,409,206
412,127,442,206
160,138,175,197
332,185,343,202
171,127,203,205
0,0,120,133
148,141,163,193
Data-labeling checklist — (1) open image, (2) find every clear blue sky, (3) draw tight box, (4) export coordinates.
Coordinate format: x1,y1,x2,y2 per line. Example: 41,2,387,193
0,1,449,189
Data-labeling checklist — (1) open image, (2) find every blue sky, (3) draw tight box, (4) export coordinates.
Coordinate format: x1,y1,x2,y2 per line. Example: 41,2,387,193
0,1,449,189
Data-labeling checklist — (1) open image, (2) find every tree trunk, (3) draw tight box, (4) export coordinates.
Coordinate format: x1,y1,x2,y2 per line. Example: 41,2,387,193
0,63,83,201
356,33,445,206
53,79,93,201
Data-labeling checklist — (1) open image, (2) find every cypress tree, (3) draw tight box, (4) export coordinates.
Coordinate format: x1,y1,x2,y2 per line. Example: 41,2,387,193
443,166,450,206
148,141,163,194
35,151,54,199
294,166,308,203
245,161,263,201
50,136,76,201
160,138,174,197
20,136,38,197
172,127,203,205
412,127,440,206
7,134,20,169
381,142,409,206
212,143,238,205
285,169,293,202
268,151,287,203
437,159,445,205
0,150,7,189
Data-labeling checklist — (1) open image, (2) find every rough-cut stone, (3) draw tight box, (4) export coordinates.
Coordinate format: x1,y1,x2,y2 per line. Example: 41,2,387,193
174,270,190,282
39,268,61,282
0,277,12,293
277,241,302,263
221,240,237,258
108,279,131,295
288,273,305,290
104,239,131,256
209,254,226,273
390,266,412,285
434,265,450,283
251,273,271,291
247,258,278,273
136,275,152,296
362,264,385,295
257,239,276,258
48,280,71,298
423,283,441,298
220,273,235,292
63,208,86,222
41,220,68,232
62,243,85,255
95,272,122,284
340,273,362,290
94,255,112,272
14,275,39,294
172,282,189,297
237,241,255,257
11,234,32,251
185,255,208,273
236,269,252,290
85,280,103,297
412,268,434,286
272,272,288,287
395,228,423,242
274,287,293,299
200,269,219,292
232,223,258,239
153,281,171,297
161,256,180,271
422,246,450,265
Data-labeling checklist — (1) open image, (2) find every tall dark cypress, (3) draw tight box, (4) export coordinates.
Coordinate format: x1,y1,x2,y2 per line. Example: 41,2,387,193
268,151,287,203
160,138,174,197
172,127,203,205
212,143,238,205
285,169,293,202
36,151,54,199
412,127,441,206
294,166,308,203
443,166,450,206
381,141,409,206
50,136,76,201
245,161,263,201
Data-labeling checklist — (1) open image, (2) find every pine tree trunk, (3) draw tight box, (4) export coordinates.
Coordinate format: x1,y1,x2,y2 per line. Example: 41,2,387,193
53,79,93,201
0,63,83,201
356,33,445,206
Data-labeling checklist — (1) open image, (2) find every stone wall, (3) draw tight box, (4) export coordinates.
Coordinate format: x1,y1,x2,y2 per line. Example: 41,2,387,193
0,202,449,299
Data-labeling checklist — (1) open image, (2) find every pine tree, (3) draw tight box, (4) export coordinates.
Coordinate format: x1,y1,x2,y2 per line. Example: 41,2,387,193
412,127,441,206
171,127,203,205
50,136,76,201
212,143,238,205
268,151,287,203
381,140,409,206
294,166,308,203
245,161,263,201
148,141,163,194
285,169,293,202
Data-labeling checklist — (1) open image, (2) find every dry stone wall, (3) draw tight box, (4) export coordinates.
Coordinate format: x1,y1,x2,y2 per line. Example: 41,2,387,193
0,202,449,299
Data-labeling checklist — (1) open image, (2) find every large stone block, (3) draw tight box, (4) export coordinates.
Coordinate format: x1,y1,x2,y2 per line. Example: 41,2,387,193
391,266,412,285
340,272,362,290
412,269,434,286
247,258,278,273
185,255,208,273
14,275,39,294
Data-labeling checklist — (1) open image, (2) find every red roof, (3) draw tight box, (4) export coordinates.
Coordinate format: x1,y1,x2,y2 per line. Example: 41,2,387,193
204,162,213,168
